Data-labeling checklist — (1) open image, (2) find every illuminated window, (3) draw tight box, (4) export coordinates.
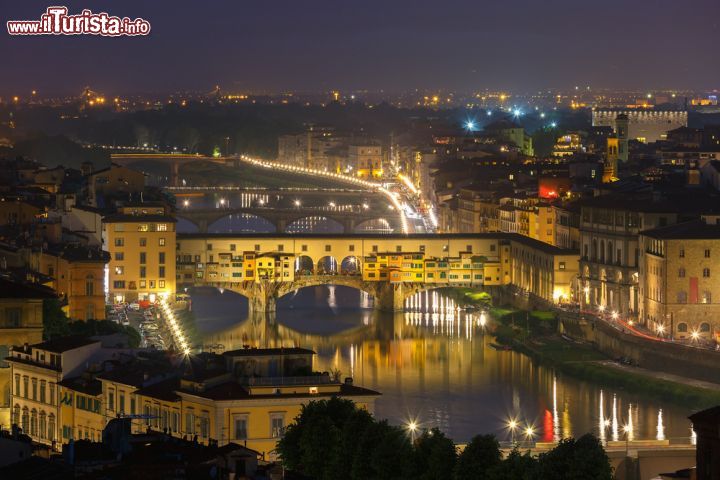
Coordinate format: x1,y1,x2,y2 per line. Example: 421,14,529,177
157,224,168,231
138,224,149,232
114,266,124,275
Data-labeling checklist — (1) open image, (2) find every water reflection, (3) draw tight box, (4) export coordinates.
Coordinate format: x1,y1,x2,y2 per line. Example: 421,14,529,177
191,286,693,443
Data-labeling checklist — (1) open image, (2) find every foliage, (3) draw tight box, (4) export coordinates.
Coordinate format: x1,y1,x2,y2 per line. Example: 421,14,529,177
43,299,140,347
536,434,612,480
414,428,457,480
454,434,502,480
279,400,613,480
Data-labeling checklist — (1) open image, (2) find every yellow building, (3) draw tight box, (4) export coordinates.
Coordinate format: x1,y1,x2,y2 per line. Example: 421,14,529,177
58,376,104,442
0,280,56,429
639,219,720,340
7,337,102,448
0,196,45,227
96,348,382,460
528,203,555,245
31,245,109,321
349,145,383,179
103,203,177,304
86,163,146,207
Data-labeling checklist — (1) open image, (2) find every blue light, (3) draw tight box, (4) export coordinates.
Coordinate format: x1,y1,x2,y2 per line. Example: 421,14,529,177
550,122,557,128
540,113,546,119
513,109,522,117
465,120,476,131
487,110,492,116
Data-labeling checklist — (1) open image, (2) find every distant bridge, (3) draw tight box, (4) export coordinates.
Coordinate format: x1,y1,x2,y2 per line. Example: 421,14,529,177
176,206,398,233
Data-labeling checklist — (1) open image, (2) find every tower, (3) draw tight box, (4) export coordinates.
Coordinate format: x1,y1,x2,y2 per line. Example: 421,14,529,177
615,114,629,163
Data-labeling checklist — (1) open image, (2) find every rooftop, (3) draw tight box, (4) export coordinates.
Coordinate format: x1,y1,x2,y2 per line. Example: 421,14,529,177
641,219,720,240
0,278,58,300
18,336,100,354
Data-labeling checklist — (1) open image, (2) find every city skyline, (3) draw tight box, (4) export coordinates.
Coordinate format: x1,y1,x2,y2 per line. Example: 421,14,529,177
1,0,719,95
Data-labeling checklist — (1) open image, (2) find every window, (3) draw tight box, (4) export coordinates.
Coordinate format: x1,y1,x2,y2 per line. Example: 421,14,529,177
372,245,378,252
115,252,124,261
130,397,136,415
119,392,125,414
700,322,711,333
254,244,260,251
114,266,124,275
5,307,21,327
159,266,166,278
49,384,55,405
278,244,284,252
679,248,685,258
138,224,149,232
23,376,28,398
108,389,115,411
271,415,285,438
139,238,147,247
207,244,213,251
349,245,355,252
149,280,156,289
677,291,688,303
32,378,37,400
159,238,166,246
140,267,146,278
703,268,711,278
234,417,248,440
140,252,147,264
114,238,124,247
704,249,711,258
559,262,566,270
85,275,94,296
185,412,195,434
40,381,46,403
466,245,473,252
326,245,332,252
159,280,165,288
678,268,685,278
157,224,168,231
48,414,55,441
230,244,236,251
199,416,209,438
159,252,166,264
703,291,712,304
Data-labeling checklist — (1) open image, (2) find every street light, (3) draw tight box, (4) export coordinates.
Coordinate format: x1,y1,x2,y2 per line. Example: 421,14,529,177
507,418,519,445
612,311,619,320
406,420,418,443
294,199,301,207
183,199,190,208
622,424,632,455
524,425,535,442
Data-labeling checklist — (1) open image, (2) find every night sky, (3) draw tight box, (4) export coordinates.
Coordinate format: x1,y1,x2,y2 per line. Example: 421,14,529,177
1,0,719,95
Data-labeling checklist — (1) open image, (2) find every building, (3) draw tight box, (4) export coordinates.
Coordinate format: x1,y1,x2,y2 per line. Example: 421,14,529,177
578,194,681,316
86,163,146,207
349,144,383,179
0,196,45,227
103,203,177,304
483,119,534,156
0,280,57,429
638,218,720,341
30,244,109,321
592,108,688,143
553,202,581,250
689,405,720,480
552,133,584,158
277,128,346,172
7,337,102,448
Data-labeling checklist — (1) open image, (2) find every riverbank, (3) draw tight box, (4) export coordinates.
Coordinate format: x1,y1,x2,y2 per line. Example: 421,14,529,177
505,335,720,410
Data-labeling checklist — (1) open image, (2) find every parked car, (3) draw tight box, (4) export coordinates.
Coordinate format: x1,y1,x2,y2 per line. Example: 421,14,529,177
128,303,140,311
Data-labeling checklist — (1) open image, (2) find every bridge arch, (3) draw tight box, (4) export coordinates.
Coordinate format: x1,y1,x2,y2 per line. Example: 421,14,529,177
317,256,339,275
207,213,277,234
340,256,361,275
294,255,314,275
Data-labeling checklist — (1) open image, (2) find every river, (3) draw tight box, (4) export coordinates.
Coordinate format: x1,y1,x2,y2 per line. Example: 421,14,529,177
188,285,695,445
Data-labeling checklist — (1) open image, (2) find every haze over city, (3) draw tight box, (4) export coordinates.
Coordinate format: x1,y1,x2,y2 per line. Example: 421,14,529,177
1,0,720,94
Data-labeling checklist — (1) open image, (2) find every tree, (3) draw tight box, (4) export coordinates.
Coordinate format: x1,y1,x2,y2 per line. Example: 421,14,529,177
414,428,458,480
536,434,612,480
455,434,502,480
488,448,538,480
42,299,70,340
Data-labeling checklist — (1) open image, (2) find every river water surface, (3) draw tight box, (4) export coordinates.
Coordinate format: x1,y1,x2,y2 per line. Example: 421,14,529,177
189,285,695,445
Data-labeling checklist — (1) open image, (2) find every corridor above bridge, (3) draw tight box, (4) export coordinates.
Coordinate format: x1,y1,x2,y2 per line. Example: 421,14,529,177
175,232,580,309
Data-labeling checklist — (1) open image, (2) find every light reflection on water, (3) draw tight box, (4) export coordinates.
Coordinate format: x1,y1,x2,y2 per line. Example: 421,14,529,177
192,285,694,444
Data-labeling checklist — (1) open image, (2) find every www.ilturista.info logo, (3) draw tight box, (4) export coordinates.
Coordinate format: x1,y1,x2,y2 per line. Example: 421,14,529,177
7,6,151,36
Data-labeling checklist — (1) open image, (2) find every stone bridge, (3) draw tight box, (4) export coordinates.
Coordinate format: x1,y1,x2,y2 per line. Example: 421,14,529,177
191,275,432,312
177,207,397,233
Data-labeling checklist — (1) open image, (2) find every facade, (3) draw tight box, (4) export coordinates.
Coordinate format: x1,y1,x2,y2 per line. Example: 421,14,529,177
0,280,56,429
638,219,720,341
7,337,102,448
31,245,109,321
86,164,145,207
578,194,680,316
349,145,383,179
592,109,688,143
96,349,379,460
277,128,346,172
103,204,177,304
0,196,45,227
553,202,581,250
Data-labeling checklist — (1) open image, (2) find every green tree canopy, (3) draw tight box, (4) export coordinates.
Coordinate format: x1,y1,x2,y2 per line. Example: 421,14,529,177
455,434,502,480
